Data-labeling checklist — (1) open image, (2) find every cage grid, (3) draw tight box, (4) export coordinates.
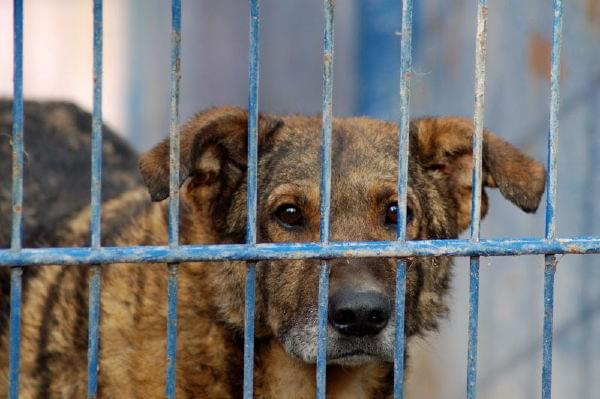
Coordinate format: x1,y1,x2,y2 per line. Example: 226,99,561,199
2,0,600,398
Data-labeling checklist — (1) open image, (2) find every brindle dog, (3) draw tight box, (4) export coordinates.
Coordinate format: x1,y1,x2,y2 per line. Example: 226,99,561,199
0,106,545,398
0,100,141,398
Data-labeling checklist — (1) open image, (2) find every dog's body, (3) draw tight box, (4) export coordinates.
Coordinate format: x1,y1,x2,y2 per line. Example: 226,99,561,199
0,106,545,398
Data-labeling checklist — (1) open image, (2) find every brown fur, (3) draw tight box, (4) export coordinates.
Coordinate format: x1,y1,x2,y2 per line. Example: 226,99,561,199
0,107,545,398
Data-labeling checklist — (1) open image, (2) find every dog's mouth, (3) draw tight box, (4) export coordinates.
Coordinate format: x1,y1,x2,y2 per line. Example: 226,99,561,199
327,349,380,366
279,322,396,366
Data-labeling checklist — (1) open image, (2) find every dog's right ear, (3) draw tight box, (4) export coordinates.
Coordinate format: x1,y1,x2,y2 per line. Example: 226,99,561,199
139,107,283,202
412,117,546,232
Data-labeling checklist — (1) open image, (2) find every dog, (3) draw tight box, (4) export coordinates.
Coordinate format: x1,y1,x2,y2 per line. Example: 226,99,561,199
0,100,142,393
0,106,545,398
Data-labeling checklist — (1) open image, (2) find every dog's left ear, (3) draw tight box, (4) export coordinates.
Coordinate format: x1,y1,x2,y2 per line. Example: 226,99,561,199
413,117,546,232
139,106,283,202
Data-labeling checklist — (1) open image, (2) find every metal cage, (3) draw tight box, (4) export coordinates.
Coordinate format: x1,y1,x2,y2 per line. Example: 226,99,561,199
2,0,599,398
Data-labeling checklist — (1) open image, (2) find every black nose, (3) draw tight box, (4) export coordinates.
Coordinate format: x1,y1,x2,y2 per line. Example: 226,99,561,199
328,291,391,337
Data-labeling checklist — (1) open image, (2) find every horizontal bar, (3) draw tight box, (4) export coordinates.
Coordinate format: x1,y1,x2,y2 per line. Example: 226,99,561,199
0,237,598,266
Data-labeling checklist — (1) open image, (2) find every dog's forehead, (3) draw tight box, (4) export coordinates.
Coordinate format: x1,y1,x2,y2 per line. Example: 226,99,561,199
262,115,404,185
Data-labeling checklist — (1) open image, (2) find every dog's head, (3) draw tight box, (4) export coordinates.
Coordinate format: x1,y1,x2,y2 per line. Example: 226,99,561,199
139,107,545,366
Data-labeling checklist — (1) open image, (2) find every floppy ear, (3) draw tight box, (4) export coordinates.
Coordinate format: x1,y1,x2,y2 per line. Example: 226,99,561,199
139,106,283,202
413,117,546,232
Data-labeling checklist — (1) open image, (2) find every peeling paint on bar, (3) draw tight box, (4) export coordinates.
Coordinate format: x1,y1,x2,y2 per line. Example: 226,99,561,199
9,0,24,397
1,238,598,267
316,1,335,397
542,1,563,398
8,267,22,399
86,1,103,397
467,1,488,398
243,0,260,397
394,0,413,397
166,262,178,399
166,1,181,397
87,265,101,399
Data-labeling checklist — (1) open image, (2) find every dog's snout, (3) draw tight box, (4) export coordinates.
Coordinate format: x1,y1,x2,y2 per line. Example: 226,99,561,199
328,291,390,337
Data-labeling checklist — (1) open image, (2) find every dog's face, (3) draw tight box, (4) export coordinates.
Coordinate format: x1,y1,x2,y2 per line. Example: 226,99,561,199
140,107,545,366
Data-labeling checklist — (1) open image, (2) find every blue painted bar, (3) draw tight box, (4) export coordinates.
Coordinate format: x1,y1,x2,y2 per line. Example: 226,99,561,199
0,237,599,267
168,0,181,248
545,0,562,241
467,1,488,398
243,263,256,398
87,265,101,398
86,1,103,397
90,0,103,250
243,0,260,397
393,0,413,396
165,263,178,399
9,1,24,397
8,267,22,399
392,259,406,399
316,260,330,397
246,0,259,247
542,1,563,398
316,1,334,397
542,254,556,399
166,1,181,397
470,0,488,242
11,0,23,252
467,256,480,399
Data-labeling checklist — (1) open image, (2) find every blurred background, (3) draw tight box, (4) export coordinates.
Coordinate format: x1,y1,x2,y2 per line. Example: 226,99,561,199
1,0,599,397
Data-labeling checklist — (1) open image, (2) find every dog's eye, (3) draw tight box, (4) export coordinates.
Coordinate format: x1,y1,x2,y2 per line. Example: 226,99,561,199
274,204,304,227
385,201,413,225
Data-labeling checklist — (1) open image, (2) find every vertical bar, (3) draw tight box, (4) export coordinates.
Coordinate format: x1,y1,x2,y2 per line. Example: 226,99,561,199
316,1,334,398
86,1,103,397
90,2,103,249
466,1,488,398
9,1,24,398
165,263,178,399
466,256,480,399
166,0,181,398
542,1,563,398
393,0,412,397
8,268,22,399
86,266,100,398
243,0,260,397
